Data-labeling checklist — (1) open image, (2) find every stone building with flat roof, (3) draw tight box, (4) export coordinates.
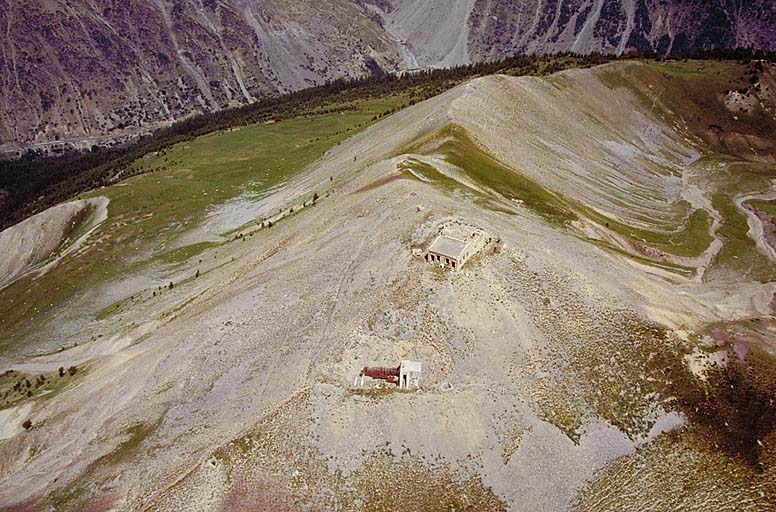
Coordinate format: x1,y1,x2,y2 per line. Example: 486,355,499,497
425,226,489,270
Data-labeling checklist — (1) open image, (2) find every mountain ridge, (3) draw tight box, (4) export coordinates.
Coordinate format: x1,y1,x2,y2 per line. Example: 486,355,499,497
2,60,776,510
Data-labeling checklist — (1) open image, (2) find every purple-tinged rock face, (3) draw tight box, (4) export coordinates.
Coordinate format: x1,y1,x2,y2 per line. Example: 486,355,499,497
1,0,774,151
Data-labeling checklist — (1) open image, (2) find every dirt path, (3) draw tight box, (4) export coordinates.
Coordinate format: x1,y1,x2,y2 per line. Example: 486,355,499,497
681,180,724,281
735,186,776,262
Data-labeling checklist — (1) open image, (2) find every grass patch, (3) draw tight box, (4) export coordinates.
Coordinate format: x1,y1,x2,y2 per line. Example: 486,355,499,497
648,59,740,79
154,241,221,265
536,389,585,444
0,367,82,410
436,127,577,225
726,161,776,177
578,203,713,258
399,125,576,225
395,157,463,191
53,203,97,257
399,124,712,258
575,318,684,441
587,238,697,278
354,171,414,194
0,97,406,351
95,294,140,321
96,421,159,467
353,453,507,511
748,199,776,219
689,154,776,197
48,482,89,511
710,193,776,282
47,418,161,510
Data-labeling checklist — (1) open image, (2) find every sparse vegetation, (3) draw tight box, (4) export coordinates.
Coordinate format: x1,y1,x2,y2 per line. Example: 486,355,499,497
577,202,714,258
3,49,776,511
0,51,642,233
155,241,220,266
400,123,714,259
2,102,404,345
47,419,161,510
599,58,776,163
398,125,576,225
1,366,81,409
712,193,776,282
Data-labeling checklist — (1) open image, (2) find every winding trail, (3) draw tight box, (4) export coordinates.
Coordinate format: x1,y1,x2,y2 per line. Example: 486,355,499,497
680,181,724,282
735,186,776,263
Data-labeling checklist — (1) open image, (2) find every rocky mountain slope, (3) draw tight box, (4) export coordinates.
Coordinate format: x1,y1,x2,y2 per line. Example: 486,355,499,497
1,60,776,510
0,0,402,155
2,0,775,154
463,0,776,60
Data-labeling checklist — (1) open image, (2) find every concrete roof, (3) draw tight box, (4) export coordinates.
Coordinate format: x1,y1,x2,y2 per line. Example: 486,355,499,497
401,360,422,372
427,235,467,260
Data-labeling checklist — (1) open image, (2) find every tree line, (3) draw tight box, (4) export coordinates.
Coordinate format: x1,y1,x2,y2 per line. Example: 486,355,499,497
1,48,774,231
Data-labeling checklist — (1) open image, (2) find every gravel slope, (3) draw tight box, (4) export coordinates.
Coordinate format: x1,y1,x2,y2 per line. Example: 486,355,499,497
1,63,775,511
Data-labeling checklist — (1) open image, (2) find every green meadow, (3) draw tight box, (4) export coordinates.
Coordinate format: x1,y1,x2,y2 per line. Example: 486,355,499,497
0,97,407,348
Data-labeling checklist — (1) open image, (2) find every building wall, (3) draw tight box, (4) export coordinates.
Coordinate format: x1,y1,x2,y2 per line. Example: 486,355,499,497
427,252,459,269
458,232,490,267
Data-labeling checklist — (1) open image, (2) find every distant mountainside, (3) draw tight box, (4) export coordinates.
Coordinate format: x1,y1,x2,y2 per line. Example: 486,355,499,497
2,0,775,154
463,0,776,61
0,0,402,155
